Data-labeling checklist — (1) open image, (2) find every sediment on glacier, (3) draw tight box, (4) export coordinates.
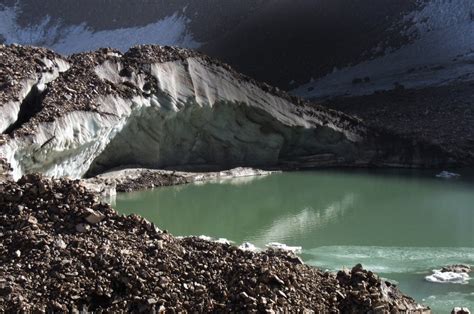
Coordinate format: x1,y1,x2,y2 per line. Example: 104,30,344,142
0,174,430,313
83,167,276,193
322,83,474,164
0,44,467,183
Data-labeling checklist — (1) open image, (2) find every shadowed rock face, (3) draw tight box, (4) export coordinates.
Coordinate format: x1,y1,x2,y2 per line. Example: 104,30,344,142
0,44,464,181
1,0,419,89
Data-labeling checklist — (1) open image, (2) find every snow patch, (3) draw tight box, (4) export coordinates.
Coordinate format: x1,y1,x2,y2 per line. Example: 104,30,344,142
436,171,461,179
293,0,474,99
0,5,200,54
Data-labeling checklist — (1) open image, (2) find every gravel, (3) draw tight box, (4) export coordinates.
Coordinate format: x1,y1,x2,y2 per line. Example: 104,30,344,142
0,45,65,107
322,82,474,164
0,174,430,312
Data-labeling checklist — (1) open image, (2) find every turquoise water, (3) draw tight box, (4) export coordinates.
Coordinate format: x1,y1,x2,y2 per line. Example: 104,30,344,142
114,170,474,313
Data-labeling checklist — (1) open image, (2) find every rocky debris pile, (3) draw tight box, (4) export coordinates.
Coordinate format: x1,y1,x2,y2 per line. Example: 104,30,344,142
335,264,427,313
442,265,471,274
88,168,190,193
0,158,11,182
0,45,64,106
0,175,430,312
7,48,122,137
322,82,474,164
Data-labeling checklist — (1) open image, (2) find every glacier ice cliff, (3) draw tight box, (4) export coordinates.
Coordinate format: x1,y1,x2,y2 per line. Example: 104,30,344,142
0,45,465,181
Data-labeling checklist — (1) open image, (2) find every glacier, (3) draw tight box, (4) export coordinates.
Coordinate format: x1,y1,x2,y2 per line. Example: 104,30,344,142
0,45,465,182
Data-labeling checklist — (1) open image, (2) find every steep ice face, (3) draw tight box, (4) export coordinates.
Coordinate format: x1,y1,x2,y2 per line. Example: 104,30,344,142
293,0,474,99
1,45,463,180
0,79,37,133
84,58,369,176
0,5,199,54
0,55,365,180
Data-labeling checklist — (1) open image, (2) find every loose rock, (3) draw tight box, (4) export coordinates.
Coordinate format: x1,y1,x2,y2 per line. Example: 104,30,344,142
0,174,430,312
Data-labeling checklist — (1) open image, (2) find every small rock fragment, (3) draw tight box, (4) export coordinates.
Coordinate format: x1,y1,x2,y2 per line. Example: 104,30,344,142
75,223,90,233
54,239,67,249
84,208,105,224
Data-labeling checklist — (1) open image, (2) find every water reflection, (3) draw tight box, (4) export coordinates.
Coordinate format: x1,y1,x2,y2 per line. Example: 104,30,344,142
199,174,269,186
252,193,357,245
115,169,474,313
115,170,474,248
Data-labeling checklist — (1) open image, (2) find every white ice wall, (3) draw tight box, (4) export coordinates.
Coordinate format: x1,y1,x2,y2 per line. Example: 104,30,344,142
1,57,360,180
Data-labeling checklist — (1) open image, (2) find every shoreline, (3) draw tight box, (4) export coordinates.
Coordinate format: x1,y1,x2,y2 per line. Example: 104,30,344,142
82,167,279,197
0,43,472,313
0,174,431,312
82,165,473,198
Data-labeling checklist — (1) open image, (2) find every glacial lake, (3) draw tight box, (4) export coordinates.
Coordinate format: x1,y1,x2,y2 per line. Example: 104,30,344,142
114,170,474,313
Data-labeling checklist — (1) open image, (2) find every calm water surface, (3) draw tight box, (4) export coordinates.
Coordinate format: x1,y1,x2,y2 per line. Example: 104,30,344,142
115,170,474,313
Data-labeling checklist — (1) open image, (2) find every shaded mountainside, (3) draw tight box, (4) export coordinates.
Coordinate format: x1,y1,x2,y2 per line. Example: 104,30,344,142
2,0,474,98
322,82,474,162
0,174,430,312
0,0,423,89
292,0,474,99
0,44,468,182
3,0,474,96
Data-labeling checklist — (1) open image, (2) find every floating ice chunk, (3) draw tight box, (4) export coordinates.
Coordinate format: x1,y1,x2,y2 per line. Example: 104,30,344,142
452,307,471,314
266,242,302,253
425,270,470,284
436,171,461,179
215,238,233,245
218,167,275,179
197,236,233,245
198,235,213,241
239,242,259,252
